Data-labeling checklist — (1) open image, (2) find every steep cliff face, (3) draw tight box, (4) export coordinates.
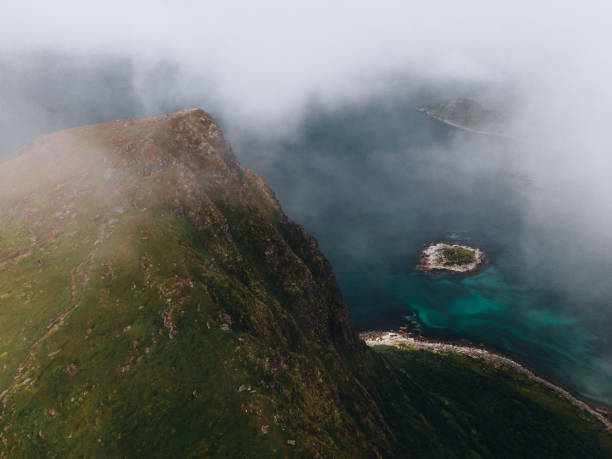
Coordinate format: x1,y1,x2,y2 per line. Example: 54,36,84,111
0,109,610,458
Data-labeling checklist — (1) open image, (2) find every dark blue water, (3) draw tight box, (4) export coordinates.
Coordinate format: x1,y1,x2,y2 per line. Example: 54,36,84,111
232,97,612,406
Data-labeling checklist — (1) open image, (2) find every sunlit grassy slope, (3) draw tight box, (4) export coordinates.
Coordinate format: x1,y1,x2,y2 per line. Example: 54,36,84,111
0,109,610,457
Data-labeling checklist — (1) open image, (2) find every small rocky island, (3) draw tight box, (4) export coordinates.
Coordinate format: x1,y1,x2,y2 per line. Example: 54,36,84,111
417,242,485,273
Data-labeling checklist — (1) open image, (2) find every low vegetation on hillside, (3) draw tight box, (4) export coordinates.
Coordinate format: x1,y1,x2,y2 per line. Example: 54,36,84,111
372,346,612,458
441,247,475,265
0,110,610,457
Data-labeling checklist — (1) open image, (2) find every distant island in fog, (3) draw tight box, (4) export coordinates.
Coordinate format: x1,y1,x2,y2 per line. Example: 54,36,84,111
419,98,518,140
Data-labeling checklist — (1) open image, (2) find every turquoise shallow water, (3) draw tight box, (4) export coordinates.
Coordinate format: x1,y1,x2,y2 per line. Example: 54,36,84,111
234,96,612,406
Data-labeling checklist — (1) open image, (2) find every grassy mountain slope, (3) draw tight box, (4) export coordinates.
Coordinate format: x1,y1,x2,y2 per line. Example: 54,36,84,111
373,346,612,458
0,109,610,457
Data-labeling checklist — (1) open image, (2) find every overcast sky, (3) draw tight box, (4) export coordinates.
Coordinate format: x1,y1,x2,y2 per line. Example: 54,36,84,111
1,1,611,198
2,2,610,130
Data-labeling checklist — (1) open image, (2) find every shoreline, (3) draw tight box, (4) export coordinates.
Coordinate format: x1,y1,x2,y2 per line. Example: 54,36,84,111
361,330,612,432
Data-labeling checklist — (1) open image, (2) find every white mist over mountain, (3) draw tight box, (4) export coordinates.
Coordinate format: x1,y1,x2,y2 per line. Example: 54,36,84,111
0,2,610,240
1,1,610,254
2,2,610,134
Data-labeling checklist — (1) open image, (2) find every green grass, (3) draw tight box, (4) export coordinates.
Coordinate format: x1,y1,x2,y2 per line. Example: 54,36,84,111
0,111,389,457
441,246,475,265
371,346,612,458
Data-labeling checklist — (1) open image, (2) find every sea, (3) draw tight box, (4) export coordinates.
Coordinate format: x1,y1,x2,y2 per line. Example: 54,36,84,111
232,95,612,407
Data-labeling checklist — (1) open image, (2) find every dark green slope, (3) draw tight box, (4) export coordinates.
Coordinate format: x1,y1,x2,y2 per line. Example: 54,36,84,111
0,109,610,457
372,346,612,458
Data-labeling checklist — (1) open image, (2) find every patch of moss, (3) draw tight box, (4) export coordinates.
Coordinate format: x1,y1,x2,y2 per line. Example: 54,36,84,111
441,247,475,265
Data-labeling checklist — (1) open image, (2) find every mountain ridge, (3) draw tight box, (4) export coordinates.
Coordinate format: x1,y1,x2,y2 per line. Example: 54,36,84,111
0,108,398,456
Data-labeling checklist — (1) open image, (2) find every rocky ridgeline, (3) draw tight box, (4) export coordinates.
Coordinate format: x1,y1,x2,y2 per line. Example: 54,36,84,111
0,108,389,457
